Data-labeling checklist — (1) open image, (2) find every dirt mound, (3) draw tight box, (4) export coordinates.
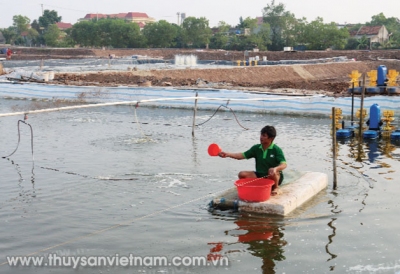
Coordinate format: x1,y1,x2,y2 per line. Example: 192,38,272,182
53,60,400,96
5,47,400,96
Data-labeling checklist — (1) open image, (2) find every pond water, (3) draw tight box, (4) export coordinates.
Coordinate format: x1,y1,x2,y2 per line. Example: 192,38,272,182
1,88,400,274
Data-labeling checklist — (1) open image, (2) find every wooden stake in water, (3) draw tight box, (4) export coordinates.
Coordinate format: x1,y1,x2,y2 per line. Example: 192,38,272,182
356,74,366,162
351,82,355,126
192,92,198,137
332,107,337,189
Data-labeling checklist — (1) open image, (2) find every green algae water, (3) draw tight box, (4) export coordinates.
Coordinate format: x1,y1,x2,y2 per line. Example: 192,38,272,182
1,98,400,274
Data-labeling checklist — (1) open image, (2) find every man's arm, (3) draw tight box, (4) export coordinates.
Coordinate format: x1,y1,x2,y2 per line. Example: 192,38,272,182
269,162,287,176
219,151,245,160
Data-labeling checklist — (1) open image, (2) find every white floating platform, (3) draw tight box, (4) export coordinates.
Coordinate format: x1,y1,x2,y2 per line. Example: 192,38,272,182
211,171,328,216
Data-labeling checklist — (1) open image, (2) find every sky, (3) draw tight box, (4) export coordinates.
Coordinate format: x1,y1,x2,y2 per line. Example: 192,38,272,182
0,0,399,29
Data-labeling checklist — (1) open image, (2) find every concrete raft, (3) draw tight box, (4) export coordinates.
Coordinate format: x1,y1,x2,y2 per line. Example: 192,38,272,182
211,171,328,216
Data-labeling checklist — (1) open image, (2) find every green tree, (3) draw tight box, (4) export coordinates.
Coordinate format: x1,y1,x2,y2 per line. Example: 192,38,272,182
291,17,308,45
171,24,184,48
240,17,258,30
225,34,242,50
1,27,18,44
303,17,349,50
142,20,178,48
345,37,360,50
262,0,296,50
39,10,61,29
43,24,61,46
237,16,245,29
30,19,41,33
254,22,272,50
294,17,348,50
70,18,144,48
97,19,144,48
357,35,369,49
70,20,100,47
366,13,400,48
12,15,30,34
58,28,75,47
209,21,231,49
181,17,212,48
367,12,398,32
24,28,40,46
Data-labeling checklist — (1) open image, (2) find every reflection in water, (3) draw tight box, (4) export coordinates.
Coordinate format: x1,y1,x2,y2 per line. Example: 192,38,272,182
325,200,339,270
325,218,337,263
340,137,400,165
208,215,287,273
338,136,400,186
191,136,199,166
365,140,379,163
6,158,36,202
359,193,368,213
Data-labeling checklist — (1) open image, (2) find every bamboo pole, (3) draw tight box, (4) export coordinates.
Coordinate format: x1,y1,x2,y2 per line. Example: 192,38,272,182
356,74,366,162
332,107,337,189
192,92,198,137
351,82,355,126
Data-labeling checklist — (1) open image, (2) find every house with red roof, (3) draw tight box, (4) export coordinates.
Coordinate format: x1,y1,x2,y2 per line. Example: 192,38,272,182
350,25,389,44
79,12,155,28
56,22,73,30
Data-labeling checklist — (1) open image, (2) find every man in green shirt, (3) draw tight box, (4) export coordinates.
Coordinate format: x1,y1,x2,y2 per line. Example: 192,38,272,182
219,125,287,195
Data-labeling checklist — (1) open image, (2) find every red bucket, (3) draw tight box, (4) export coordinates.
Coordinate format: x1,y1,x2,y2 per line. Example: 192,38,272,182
234,178,275,202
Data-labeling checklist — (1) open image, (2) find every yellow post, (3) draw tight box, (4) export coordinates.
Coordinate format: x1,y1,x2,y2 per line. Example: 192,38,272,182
236,60,241,66
349,70,362,87
366,70,377,87
387,70,399,87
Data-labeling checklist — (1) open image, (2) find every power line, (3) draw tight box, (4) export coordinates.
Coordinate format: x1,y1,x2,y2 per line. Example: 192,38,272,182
40,3,91,14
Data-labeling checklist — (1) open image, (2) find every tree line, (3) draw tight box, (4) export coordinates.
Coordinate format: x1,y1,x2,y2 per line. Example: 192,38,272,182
1,1,399,51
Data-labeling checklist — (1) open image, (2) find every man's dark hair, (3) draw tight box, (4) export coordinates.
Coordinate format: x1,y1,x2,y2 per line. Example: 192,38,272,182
260,125,276,139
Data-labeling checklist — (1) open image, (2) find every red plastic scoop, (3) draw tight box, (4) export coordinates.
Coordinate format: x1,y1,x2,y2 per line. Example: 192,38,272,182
208,143,222,156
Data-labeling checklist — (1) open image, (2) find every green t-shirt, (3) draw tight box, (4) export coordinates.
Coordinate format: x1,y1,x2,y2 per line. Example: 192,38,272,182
243,143,286,178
